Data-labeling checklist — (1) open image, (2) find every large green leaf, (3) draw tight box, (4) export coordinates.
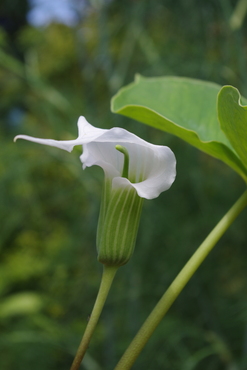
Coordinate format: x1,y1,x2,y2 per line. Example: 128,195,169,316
218,86,247,171
111,75,247,182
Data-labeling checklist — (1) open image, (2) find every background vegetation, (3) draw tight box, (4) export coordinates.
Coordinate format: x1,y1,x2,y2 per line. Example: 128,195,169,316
1,0,247,369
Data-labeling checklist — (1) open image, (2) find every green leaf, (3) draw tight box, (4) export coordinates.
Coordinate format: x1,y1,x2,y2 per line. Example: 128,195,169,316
218,85,247,171
111,75,247,182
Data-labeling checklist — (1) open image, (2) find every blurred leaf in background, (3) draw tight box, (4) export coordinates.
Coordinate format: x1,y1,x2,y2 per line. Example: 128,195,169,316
1,0,247,369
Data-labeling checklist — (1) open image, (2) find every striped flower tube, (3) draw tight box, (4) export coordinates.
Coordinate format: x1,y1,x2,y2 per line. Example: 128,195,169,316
14,117,176,266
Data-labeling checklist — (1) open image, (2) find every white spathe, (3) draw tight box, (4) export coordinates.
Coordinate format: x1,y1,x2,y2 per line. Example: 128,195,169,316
14,116,176,200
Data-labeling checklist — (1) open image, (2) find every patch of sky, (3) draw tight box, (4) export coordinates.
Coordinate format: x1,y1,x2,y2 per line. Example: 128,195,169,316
27,0,87,27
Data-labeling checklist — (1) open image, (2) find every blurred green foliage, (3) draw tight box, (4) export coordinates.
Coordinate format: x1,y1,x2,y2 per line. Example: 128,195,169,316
1,0,247,369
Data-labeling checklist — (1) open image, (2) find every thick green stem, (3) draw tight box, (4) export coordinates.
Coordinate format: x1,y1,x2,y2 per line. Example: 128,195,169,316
114,189,247,370
70,265,118,370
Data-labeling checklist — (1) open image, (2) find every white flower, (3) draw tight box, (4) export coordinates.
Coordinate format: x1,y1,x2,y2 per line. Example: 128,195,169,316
15,116,176,266
14,116,176,200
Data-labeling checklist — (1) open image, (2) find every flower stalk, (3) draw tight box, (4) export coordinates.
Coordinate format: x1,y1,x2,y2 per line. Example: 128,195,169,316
70,265,118,370
114,189,247,370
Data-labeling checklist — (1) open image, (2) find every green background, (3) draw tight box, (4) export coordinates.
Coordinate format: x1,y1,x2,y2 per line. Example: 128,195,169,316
1,1,247,369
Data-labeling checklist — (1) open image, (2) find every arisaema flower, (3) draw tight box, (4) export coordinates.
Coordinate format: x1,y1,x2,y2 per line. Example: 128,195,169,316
14,116,176,266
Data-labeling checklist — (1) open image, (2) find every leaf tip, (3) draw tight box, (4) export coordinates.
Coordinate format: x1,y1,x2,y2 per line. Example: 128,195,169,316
218,85,241,106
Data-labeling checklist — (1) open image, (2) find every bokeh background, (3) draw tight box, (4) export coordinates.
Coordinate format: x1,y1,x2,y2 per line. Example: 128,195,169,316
1,0,247,369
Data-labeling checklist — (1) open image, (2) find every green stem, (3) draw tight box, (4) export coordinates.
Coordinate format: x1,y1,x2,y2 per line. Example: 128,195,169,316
70,265,118,370
114,189,247,370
